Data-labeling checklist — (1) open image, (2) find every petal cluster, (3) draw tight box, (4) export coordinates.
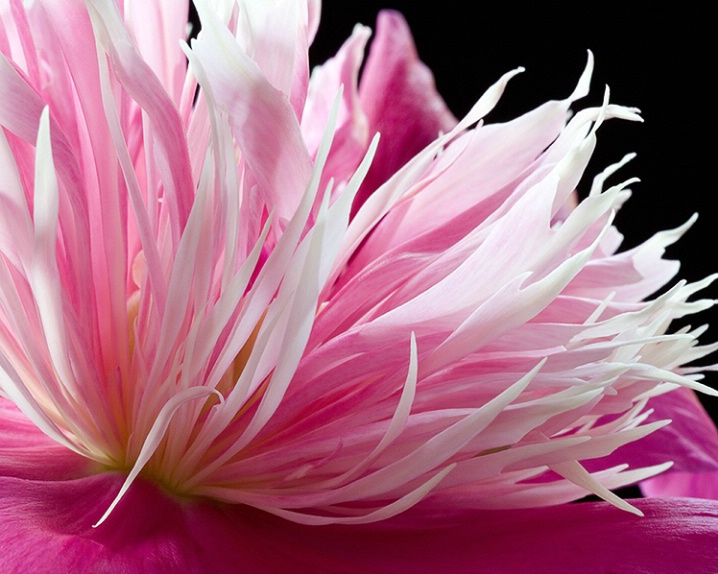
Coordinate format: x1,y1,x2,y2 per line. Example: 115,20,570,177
0,0,715,539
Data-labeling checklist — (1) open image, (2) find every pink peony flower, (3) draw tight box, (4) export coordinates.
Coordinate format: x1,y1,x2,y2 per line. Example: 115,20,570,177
0,1,716,571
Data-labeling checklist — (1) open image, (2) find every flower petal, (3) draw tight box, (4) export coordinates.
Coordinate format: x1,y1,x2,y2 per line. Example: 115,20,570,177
634,388,718,500
236,0,313,116
191,0,313,226
587,387,718,478
301,22,371,199
1,471,716,574
0,399,87,480
641,388,718,472
642,471,718,500
126,0,189,105
354,10,456,209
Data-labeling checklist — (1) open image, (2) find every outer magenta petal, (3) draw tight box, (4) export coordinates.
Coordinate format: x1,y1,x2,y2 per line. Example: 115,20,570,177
642,472,718,500
575,388,718,500
633,389,718,500
2,472,717,574
0,474,281,574
354,10,456,210
326,498,718,574
582,388,718,486
638,388,718,472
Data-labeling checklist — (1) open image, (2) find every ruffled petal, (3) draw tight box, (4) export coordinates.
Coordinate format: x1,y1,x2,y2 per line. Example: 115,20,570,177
639,388,718,472
634,381,718,502
585,388,718,478
1,472,716,574
301,23,371,198
354,10,456,210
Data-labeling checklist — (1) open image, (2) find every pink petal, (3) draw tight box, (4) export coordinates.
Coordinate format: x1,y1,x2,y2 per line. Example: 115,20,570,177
643,388,718,472
0,399,87,481
571,386,718,501
642,471,718,500
588,388,718,476
354,10,456,211
634,387,718,500
301,23,371,198
88,0,195,237
0,473,316,573
1,471,716,574
190,2,313,227
237,0,312,117
126,0,190,106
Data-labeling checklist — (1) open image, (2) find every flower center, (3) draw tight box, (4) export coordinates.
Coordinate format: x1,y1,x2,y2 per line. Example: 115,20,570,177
117,266,268,496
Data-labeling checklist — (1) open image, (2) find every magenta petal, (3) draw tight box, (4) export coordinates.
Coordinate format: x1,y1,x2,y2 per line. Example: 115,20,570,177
324,499,718,574
640,388,718,472
354,10,456,209
642,471,718,500
581,388,718,500
632,389,718,500
0,474,291,574
586,388,718,479
2,472,717,574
